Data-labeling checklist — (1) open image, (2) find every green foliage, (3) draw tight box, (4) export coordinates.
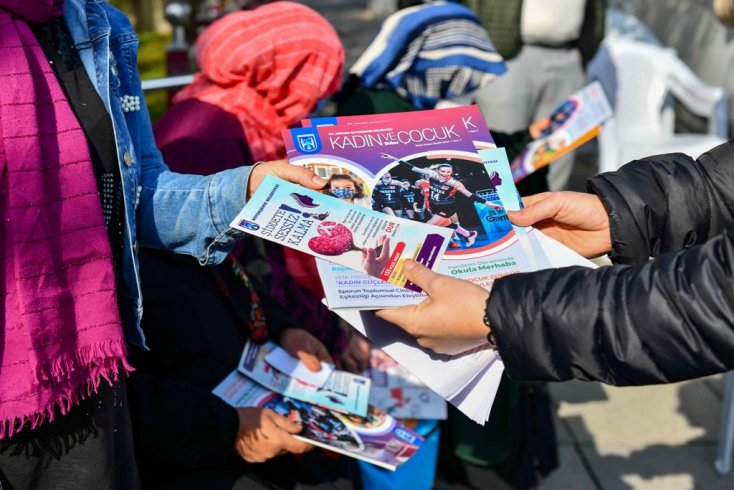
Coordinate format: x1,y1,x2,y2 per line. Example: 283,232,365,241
138,31,172,122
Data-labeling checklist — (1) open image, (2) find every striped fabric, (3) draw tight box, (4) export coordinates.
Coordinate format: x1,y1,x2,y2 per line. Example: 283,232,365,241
174,2,344,163
350,1,507,109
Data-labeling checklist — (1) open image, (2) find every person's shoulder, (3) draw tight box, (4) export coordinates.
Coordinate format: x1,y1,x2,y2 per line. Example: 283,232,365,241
100,2,137,39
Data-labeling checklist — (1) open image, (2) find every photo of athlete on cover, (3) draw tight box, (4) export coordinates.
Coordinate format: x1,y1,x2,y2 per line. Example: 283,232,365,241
263,396,363,451
377,153,506,250
371,172,405,217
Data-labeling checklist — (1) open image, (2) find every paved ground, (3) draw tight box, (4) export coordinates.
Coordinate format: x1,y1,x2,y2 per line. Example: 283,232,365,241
298,1,734,488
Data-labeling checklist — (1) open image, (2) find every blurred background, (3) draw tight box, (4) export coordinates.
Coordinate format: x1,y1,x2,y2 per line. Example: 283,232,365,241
113,1,734,489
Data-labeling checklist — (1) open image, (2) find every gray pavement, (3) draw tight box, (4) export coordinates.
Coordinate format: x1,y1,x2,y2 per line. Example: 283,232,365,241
297,1,734,488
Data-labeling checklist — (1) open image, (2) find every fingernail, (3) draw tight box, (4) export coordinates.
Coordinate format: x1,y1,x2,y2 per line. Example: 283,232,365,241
402,259,418,272
312,175,327,186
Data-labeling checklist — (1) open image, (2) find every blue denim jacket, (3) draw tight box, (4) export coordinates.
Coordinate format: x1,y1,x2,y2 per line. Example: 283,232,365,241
63,0,250,348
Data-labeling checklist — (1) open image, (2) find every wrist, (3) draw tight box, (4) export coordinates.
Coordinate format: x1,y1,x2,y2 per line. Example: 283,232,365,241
483,294,497,350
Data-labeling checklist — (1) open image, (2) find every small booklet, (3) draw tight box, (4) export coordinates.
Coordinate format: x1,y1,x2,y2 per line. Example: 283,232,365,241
367,349,448,420
511,81,613,182
238,340,371,417
213,370,424,471
230,175,453,293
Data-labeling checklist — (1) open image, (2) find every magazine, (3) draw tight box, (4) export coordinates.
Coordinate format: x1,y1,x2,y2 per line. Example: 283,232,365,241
284,106,548,309
213,370,424,471
229,175,453,293
238,340,371,417
511,81,613,182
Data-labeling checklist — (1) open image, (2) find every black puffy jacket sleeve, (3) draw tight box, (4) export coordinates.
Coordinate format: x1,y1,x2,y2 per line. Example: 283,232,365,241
487,140,734,385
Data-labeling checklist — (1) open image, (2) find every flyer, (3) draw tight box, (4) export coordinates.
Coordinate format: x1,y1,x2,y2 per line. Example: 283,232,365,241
229,175,452,293
237,340,371,417
511,81,613,182
213,370,424,471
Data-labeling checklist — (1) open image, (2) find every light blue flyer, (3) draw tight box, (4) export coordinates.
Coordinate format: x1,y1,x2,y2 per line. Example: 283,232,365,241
230,175,453,292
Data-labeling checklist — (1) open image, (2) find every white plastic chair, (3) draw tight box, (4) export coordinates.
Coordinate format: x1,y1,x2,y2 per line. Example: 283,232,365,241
587,39,729,174
604,9,662,46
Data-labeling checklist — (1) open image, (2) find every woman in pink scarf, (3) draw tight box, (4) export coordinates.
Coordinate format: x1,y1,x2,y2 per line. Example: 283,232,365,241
155,3,371,373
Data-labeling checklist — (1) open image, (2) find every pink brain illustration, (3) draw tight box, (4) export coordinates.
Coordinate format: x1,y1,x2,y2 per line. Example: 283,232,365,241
308,221,359,256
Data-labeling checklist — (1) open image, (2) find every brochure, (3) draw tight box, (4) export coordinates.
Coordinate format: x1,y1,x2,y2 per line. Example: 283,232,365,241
237,340,371,417
229,175,453,293
511,81,613,182
264,343,334,389
367,349,448,420
284,106,548,309
213,370,424,471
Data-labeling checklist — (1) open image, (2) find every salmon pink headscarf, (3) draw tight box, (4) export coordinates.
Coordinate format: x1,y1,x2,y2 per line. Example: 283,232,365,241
174,1,345,163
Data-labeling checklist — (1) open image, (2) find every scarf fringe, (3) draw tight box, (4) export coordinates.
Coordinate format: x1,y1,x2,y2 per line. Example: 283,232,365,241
0,340,133,440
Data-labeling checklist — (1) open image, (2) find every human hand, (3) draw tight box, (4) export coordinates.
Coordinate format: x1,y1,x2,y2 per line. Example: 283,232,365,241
247,159,327,199
362,235,391,277
233,407,311,463
529,118,551,139
508,192,612,258
338,332,371,373
279,328,333,372
376,260,489,355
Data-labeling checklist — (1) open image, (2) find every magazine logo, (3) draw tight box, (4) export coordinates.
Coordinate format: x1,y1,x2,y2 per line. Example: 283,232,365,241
292,128,322,154
238,219,260,231
394,427,417,444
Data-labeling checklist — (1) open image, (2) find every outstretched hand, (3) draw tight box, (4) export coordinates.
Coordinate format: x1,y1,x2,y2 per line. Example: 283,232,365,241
247,159,327,199
376,260,489,355
508,191,612,258
279,328,333,372
362,235,391,277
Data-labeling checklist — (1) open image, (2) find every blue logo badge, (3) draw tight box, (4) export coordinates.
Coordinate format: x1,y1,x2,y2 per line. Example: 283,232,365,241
292,128,322,154
238,219,260,231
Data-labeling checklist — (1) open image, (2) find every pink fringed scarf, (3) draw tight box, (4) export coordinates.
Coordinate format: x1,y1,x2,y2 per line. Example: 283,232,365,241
0,1,131,438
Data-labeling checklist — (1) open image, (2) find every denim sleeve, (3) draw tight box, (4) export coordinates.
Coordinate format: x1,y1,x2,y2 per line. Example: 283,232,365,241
122,24,249,265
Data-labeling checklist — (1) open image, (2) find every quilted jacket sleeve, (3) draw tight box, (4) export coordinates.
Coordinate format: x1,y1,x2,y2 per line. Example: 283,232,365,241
487,140,734,385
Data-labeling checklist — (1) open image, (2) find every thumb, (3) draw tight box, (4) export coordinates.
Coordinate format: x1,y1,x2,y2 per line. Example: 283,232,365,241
401,260,439,296
508,193,560,227
270,160,327,190
266,409,302,435
295,349,322,373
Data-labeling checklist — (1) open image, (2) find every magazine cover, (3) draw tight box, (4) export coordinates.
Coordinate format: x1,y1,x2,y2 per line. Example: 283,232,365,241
511,81,613,182
213,371,424,471
229,175,452,292
238,340,371,417
286,107,546,308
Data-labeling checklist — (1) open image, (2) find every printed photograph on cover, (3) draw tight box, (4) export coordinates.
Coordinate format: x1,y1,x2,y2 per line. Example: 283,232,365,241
375,152,509,252
304,163,373,209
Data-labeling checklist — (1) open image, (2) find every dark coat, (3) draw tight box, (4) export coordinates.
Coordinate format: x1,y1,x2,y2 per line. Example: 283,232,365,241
488,140,734,385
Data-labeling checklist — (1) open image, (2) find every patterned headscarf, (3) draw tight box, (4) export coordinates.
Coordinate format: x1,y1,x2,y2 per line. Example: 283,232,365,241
174,2,345,162
350,0,506,109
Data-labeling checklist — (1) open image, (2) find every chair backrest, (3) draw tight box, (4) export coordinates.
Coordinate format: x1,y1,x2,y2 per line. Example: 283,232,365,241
604,9,661,46
588,41,679,139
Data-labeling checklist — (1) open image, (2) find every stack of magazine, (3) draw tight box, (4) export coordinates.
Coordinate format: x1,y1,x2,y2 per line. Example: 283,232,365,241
229,83,611,424
213,340,424,470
